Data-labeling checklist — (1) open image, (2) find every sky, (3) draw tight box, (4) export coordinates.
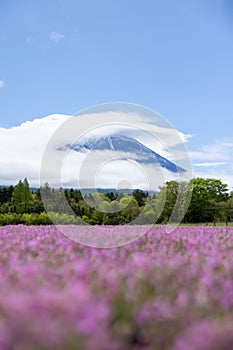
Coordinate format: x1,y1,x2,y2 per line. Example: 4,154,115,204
0,0,233,189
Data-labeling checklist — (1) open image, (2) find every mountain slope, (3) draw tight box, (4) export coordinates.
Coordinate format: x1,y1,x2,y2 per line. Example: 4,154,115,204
67,136,185,174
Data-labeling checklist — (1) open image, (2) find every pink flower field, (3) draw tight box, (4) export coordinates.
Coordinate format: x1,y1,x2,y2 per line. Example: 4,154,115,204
1,225,233,350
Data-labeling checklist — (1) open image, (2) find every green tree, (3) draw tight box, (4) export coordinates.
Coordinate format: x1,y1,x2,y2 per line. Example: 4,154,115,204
0,186,14,205
133,189,148,207
217,193,233,225
11,178,33,213
120,196,141,223
153,181,190,224
185,178,229,223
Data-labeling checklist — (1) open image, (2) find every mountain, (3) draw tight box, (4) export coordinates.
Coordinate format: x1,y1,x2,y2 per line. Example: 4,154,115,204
65,135,185,174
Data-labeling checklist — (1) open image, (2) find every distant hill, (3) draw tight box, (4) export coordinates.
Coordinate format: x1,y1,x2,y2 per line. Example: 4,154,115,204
0,185,156,196
77,188,156,196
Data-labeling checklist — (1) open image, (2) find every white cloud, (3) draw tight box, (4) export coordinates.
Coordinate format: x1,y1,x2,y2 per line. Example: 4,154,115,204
0,111,191,189
1,111,231,191
194,162,227,167
49,31,65,43
190,139,233,162
60,149,179,191
0,114,70,186
189,138,233,189
0,79,4,89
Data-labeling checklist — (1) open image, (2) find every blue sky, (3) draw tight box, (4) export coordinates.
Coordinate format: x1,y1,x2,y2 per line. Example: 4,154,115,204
0,0,233,188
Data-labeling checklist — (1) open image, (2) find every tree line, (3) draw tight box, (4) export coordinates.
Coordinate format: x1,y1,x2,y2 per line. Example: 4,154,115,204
0,177,232,225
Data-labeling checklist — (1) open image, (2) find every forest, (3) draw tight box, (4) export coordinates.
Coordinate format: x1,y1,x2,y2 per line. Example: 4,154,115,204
0,177,232,226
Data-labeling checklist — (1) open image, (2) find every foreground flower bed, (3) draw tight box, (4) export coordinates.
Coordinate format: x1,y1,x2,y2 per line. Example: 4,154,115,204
1,225,233,349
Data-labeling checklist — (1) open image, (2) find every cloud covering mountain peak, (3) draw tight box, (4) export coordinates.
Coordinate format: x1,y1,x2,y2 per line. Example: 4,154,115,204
1,110,191,189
